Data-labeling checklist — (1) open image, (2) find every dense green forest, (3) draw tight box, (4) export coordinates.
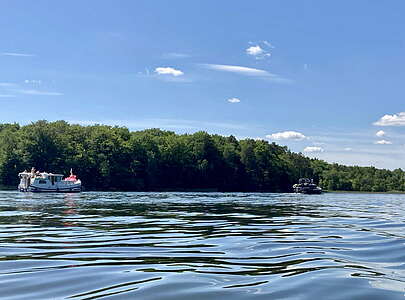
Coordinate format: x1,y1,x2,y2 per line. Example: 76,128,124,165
0,121,404,192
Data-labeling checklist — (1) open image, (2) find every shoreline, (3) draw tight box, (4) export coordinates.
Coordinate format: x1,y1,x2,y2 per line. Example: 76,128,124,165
1,186,405,194
326,190,405,194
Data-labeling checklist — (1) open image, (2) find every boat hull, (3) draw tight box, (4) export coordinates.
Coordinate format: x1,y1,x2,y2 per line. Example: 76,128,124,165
28,186,82,193
19,184,82,193
295,188,322,194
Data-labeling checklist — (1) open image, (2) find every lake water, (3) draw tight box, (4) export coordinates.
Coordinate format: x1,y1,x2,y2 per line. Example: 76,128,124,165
0,191,404,299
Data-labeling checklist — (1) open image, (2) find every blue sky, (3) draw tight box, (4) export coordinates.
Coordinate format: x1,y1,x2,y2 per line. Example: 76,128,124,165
1,1,405,169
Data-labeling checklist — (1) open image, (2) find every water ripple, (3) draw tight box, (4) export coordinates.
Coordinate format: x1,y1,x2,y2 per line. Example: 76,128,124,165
0,191,405,299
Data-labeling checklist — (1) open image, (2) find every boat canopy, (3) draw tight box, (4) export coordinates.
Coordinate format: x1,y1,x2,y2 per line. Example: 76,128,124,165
18,172,64,178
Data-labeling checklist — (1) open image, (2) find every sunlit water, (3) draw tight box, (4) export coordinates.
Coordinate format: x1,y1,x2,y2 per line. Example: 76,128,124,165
0,191,405,299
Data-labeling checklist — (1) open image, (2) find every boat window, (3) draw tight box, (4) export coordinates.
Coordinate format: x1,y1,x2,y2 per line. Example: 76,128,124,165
39,180,47,184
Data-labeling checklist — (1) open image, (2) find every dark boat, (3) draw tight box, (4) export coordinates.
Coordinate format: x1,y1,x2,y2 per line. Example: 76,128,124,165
293,178,322,194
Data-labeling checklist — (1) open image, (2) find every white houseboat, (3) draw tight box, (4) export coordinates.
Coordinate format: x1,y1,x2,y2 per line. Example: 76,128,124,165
18,168,82,193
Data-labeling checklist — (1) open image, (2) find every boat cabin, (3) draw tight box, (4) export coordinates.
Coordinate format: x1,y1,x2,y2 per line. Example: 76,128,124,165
36,173,63,185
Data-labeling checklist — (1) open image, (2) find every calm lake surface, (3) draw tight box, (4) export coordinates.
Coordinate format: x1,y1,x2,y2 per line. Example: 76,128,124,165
0,191,405,299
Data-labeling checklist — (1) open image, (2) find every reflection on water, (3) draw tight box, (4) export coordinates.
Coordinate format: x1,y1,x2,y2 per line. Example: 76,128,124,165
0,191,405,299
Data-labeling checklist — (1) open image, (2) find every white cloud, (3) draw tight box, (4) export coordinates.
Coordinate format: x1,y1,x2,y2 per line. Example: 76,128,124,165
374,112,405,126
304,146,324,153
139,68,191,83
376,130,386,137
155,67,184,77
0,94,16,98
266,131,306,141
344,147,353,151
375,140,392,145
246,41,273,60
1,52,35,57
228,97,241,103
246,45,264,56
18,89,63,96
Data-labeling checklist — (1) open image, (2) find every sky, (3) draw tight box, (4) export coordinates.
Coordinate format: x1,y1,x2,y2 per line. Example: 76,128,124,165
1,1,405,169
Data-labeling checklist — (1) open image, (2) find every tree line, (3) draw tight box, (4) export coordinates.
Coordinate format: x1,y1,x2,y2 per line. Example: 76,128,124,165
0,121,403,192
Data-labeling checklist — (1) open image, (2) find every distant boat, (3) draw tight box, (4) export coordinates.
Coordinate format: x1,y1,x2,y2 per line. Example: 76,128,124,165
293,178,322,194
18,168,82,193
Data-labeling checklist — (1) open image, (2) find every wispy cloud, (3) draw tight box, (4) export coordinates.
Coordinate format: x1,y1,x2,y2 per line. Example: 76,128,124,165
312,142,326,146
201,64,270,76
200,63,291,83
374,112,405,126
0,94,16,98
344,147,352,151
0,82,18,87
155,67,184,76
266,131,306,141
1,82,58,97
1,52,35,57
163,53,191,59
24,80,42,85
105,32,126,40
262,40,275,48
227,97,241,103
374,140,392,145
17,89,63,96
304,146,324,153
